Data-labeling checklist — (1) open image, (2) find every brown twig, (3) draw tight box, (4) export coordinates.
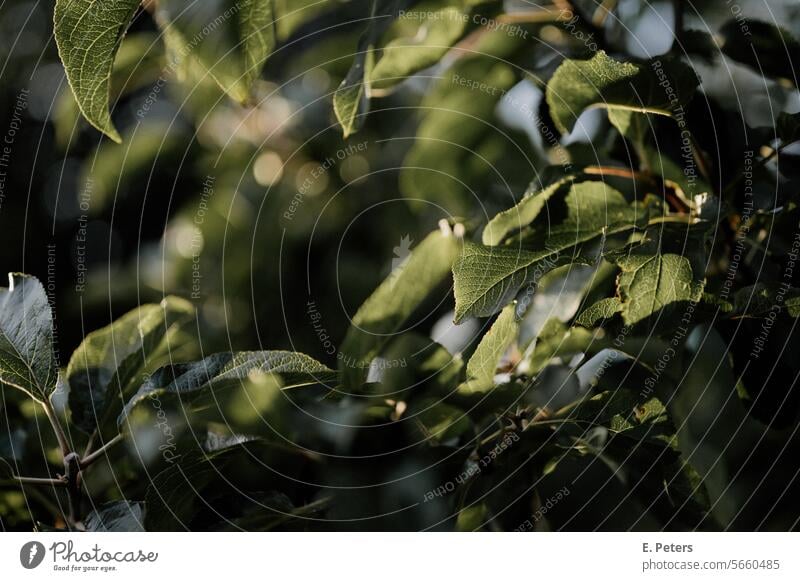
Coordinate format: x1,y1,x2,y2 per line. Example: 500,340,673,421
584,165,691,213
63,452,82,529
10,475,68,487
41,399,71,457
80,434,124,469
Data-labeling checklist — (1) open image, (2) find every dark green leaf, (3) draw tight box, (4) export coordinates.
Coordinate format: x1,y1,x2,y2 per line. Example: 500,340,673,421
408,397,472,444
120,350,336,426
720,19,800,86
85,501,145,532
777,111,800,145
0,274,57,402
67,297,195,435
379,334,462,396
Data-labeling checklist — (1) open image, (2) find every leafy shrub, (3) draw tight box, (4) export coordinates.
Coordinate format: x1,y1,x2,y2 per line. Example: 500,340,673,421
1,0,800,531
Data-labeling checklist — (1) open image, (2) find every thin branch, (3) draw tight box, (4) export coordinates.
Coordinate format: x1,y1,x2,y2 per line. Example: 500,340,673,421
585,165,652,182
585,165,691,213
9,475,67,487
82,432,97,459
63,452,82,529
672,0,684,51
80,434,124,469
41,399,71,457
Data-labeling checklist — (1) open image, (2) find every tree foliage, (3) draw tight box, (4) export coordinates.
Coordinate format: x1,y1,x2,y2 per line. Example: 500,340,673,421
1,0,799,531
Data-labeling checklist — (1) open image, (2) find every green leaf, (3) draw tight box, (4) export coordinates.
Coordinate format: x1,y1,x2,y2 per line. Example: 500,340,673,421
527,318,601,375
640,146,713,199
67,297,195,435
788,296,800,318
54,0,142,143
141,438,321,530
379,334,462,396
723,314,800,428
720,19,800,86
156,0,276,104
568,389,670,432
333,0,397,137
482,177,574,246
85,501,145,532
680,29,718,63
273,0,331,40
558,389,711,528
575,297,622,328
369,0,500,91
0,274,58,402
453,181,645,322
399,27,532,214
408,397,472,444
120,350,336,426
729,283,800,319
609,240,705,326
455,503,488,531
54,33,164,149
339,229,460,388
459,303,519,394
333,37,375,138
546,51,700,134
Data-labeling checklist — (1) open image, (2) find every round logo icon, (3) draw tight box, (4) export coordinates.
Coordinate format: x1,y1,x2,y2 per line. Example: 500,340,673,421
19,541,45,569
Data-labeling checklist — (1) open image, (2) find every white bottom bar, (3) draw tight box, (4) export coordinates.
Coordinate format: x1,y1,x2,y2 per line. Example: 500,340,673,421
0,533,797,580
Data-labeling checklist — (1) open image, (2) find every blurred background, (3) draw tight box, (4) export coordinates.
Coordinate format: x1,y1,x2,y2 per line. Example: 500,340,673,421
1,0,800,530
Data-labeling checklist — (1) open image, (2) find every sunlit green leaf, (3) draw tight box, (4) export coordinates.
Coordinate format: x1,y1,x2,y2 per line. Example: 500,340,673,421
459,303,519,393
454,182,645,322
339,229,460,388
54,0,142,142
333,0,392,137
482,177,574,246
399,26,533,213
608,239,705,326
575,297,622,328
54,33,164,149
546,51,699,134
369,0,500,90
155,0,276,103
